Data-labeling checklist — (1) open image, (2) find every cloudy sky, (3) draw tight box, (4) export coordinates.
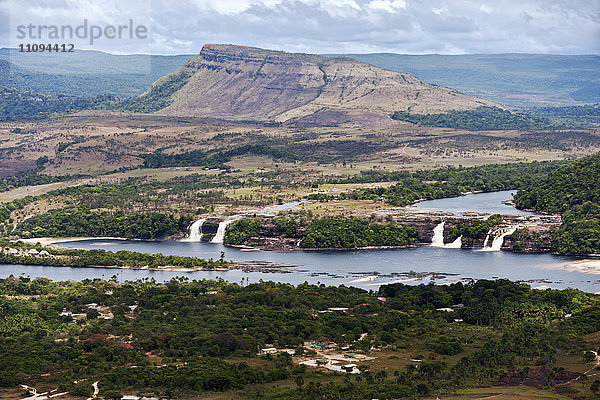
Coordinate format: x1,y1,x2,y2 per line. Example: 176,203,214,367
1,0,598,55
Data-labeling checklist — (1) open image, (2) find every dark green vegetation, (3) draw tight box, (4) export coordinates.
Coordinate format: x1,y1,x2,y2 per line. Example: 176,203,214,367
120,67,196,113
0,197,33,228
530,104,600,126
0,181,234,238
391,107,557,131
0,88,118,121
348,161,564,206
515,153,600,254
0,277,598,399
0,49,191,97
336,53,600,107
0,171,77,192
0,49,192,120
13,206,182,240
224,217,262,246
300,216,418,248
141,138,388,169
0,240,226,269
447,215,502,247
223,214,419,249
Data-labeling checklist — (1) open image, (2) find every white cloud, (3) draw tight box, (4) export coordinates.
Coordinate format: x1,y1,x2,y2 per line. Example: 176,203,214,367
368,0,407,13
1,0,598,54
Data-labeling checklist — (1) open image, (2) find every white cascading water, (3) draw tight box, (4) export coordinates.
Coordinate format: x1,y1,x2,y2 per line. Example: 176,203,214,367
483,233,491,247
182,219,205,242
430,221,446,247
211,219,237,243
446,236,462,248
431,222,463,249
480,226,518,251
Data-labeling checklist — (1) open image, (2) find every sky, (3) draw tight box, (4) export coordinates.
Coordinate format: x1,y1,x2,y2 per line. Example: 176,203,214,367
1,0,598,55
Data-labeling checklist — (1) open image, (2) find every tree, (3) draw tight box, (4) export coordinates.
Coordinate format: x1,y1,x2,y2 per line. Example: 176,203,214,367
103,390,122,400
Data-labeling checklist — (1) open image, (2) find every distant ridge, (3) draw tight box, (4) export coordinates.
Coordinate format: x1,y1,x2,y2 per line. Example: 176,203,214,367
331,53,600,107
131,44,498,126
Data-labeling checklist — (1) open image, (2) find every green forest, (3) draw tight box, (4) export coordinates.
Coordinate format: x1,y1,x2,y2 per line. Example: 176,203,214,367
342,161,564,206
530,104,600,125
300,216,418,248
224,217,262,245
514,153,600,254
0,239,226,269
0,88,118,121
0,277,598,399
13,206,183,240
391,106,558,130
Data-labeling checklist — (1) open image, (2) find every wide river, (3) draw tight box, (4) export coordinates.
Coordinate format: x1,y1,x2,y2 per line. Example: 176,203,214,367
2,191,599,292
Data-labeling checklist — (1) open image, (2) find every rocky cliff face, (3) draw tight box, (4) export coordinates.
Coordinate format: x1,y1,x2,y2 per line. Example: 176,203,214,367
503,224,556,253
219,213,560,253
142,44,498,126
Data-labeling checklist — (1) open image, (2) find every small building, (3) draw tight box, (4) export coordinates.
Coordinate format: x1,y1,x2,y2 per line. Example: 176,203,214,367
259,348,277,355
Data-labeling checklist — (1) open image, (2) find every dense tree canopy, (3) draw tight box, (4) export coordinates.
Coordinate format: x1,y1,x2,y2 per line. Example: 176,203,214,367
514,153,600,254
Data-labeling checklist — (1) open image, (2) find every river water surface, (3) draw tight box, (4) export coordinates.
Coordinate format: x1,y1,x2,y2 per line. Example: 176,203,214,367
2,191,599,292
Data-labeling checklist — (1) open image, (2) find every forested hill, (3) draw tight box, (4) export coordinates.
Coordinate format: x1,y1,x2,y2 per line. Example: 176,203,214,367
514,153,600,254
514,154,600,213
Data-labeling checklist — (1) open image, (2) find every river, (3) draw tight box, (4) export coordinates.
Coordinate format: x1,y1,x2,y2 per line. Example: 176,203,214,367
2,191,599,292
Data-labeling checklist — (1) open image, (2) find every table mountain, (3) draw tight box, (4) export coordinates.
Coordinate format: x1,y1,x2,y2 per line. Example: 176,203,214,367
132,44,498,126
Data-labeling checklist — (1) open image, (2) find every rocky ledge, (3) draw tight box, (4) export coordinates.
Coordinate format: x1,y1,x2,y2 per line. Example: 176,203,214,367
201,209,561,253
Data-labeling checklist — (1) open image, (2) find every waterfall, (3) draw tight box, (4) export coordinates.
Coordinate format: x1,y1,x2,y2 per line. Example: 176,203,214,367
430,221,445,247
483,233,491,248
431,221,462,249
446,236,462,249
480,226,518,251
489,226,518,251
211,219,237,244
182,219,205,242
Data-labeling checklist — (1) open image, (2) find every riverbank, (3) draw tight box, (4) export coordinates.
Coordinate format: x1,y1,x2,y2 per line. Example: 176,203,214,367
2,239,302,274
20,237,130,247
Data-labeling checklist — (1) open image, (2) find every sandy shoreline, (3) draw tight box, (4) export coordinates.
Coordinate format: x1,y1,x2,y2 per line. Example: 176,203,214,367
19,237,130,247
562,259,600,275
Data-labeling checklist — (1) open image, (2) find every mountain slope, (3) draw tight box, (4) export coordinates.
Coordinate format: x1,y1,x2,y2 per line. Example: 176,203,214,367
134,44,498,125
331,53,600,107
